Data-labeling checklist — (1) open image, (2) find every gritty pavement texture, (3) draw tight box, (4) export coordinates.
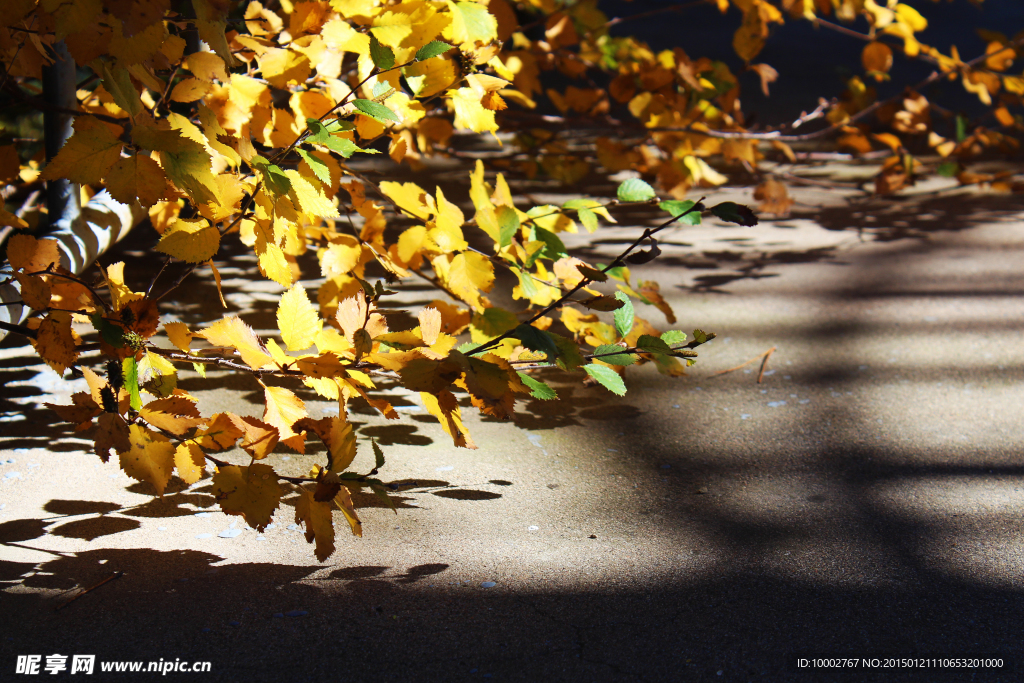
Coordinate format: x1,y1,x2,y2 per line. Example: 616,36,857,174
2,160,1024,682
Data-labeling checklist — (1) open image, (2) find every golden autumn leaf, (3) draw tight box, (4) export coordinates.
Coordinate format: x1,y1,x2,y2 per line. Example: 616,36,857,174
6,234,61,274
156,218,221,263
194,412,245,451
163,321,193,353
105,154,168,208
35,311,78,375
174,442,206,485
119,424,176,495
198,316,273,370
39,117,122,185
445,251,495,310
277,283,321,351
451,87,498,135
139,396,205,435
212,463,281,532
14,272,51,310
294,415,357,473
420,389,476,448
295,487,336,561
262,385,308,452
333,484,363,537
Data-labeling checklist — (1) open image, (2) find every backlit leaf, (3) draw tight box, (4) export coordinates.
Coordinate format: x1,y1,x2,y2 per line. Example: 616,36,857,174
39,117,122,185
353,99,401,122
295,487,336,561
616,178,656,202
213,463,281,532
416,40,455,61
119,425,176,496
658,200,702,225
278,284,322,351
584,364,627,396
613,291,634,339
517,372,557,400
369,33,395,70
156,219,221,263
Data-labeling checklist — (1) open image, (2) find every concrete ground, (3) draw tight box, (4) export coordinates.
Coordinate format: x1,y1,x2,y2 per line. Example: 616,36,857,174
2,158,1024,682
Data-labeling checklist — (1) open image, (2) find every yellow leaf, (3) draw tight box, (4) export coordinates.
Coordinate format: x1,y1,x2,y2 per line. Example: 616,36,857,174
421,389,476,448
451,87,498,136
379,180,431,219
14,273,51,310
294,416,357,473
102,261,144,312
185,51,228,82
6,234,61,274
139,396,204,435
156,218,221,263
333,485,363,537
174,442,206,485
446,251,494,309
263,385,308,452
199,316,273,370
295,487,336,561
212,463,282,531
419,307,442,345
429,187,468,253
105,154,167,208
119,424,176,496
444,0,498,45
194,412,244,451
259,47,312,88
171,77,214,103
403,56,458,98
39,117,122,185
321,17,371,54
894,3,927,32
277,283,322,351
258,241,294,287
34,311,78,375
285,169,337,218
296,352,347,378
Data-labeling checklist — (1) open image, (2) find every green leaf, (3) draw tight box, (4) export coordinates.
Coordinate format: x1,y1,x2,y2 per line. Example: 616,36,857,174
250,155,291,196
123,356,142,411
517,372,557,400
297,148,331,184
368,480,398,513
955,114,968,143
584,364,627,396
371,439,385,470
353,99,400,123
937,161,960,177
496,205,520,249
526,226,567,267
592,344,636,366
471,307,518,339
577,207,598,232
635,334,671,354
90,314,125,347
323,118,356,132
457,341,476,353
369,34,395,70
416,40,455,61
516,268,539,301
658,199,701,225
692,329,708,344
613,291,634,339
550,332,586,371
305,118,331,145
326,136,369,158
514,323,559,361
372,81,393,99
617,178,656,202
660,330,687,345
709,202,757,226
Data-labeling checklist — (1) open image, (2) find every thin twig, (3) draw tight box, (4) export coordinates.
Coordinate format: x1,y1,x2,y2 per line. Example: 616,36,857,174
55,571,123,611
711,346,776,383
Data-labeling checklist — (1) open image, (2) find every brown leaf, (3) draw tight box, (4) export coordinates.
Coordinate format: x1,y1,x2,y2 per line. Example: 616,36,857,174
34,311,78,375
45,392,101,431
174,442,206,485
294,416,356,473
139,396,205,435
333,485,362,537
194,412,244,451
94,412,131,462
636,281,676,325
226,414,280,460
313,469,342,502
753,179,793,217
